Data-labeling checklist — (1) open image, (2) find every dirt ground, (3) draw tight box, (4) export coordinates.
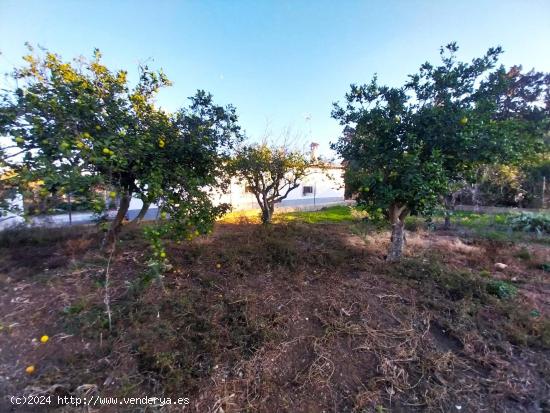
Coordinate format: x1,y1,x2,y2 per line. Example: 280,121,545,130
0,221,549,412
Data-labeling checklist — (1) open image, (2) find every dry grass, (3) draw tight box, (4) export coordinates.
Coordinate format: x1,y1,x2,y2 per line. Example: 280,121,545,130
0,219,548,412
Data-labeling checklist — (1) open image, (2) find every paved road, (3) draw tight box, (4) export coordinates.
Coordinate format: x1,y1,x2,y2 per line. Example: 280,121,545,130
0,211,116,230
1,199,351,231
455,204,548,214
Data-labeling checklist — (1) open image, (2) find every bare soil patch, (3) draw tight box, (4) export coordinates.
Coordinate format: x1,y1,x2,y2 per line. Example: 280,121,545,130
0,222,548,412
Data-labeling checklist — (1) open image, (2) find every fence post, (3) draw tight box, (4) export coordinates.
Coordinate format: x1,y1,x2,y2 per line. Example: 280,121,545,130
543,176,546,208
68,192,72,225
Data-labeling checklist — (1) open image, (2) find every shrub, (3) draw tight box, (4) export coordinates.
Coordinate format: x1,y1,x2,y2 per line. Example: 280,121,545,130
390,257,484,301
506,212,550,235
515,248,531,260
0,225,93,248
404,217,425,232
486,280,518,299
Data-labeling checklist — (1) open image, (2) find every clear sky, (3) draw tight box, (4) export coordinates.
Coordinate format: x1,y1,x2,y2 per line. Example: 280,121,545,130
1,0,549,157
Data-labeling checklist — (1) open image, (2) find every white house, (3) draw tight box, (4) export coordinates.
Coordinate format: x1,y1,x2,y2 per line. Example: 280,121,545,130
214,164,345,211
127,143,346,219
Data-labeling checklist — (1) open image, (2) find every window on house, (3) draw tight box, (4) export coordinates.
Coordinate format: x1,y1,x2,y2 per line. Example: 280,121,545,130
302,186,313,196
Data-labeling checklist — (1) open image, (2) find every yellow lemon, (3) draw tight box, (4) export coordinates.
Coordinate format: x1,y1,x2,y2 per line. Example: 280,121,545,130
40,335,49,343
25,365,35,374
459,117,468,125
160,251,166,258
103,148,110,155
109,191,117,199
76,141,85,149
159,139,165,148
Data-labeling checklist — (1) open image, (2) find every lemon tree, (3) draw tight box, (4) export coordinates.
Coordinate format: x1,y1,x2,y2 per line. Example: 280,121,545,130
332,81,448,261
406,44,548,227
232,142,312,224
332,43,547,261
0,46,242,246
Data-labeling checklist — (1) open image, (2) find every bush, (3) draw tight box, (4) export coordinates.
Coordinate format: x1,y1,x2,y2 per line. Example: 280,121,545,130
404,217,426,232
486,280,518,300
390,257,485,301
506,212,550,235
515,247,531,260
0,225,93,248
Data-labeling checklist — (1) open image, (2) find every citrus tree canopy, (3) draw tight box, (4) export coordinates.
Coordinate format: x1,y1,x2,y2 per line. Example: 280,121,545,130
0,46,242,245
332,43,549,261
232,142,312,224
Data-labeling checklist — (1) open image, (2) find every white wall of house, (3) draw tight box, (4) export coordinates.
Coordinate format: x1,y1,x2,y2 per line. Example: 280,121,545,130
213,165,345,210
0,193,25,229
127,165,345,218
128,196,147,211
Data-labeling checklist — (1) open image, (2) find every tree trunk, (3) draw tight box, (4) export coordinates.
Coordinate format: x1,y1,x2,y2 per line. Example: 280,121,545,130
261,204,273,224
443,193,456,230
259,192,274,224
131,201,150,224
386,204,409,262
472,183,481,212
68,192,72,226
106,191,131,244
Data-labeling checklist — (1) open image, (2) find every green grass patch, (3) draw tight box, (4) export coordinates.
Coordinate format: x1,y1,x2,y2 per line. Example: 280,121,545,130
429,210,550,244
432,210,511,230
62,302,110,337
275,205,358,223
220,205,361,224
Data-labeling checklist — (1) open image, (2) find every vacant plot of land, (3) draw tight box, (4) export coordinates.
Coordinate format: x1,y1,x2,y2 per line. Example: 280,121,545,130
0,208,549,412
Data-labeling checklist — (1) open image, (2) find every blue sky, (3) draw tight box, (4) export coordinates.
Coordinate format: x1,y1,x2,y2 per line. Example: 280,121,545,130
1,0,549,156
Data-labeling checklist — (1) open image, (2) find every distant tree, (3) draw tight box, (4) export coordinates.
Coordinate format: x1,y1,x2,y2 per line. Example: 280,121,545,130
0,167,19,218
0,47,242,249
523,159,550,208
476,164,527,206
403,44,538,228
232,142,312,224
480,65,550,120
467,65,550,209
